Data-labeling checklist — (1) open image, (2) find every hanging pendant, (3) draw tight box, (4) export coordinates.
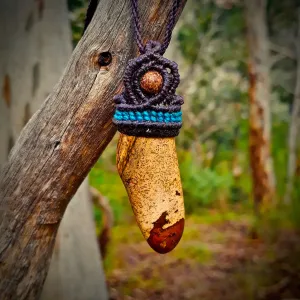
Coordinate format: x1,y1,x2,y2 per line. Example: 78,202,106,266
113,41,185,254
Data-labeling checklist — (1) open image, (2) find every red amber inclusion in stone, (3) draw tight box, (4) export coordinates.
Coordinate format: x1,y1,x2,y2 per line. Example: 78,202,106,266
147,212,185,254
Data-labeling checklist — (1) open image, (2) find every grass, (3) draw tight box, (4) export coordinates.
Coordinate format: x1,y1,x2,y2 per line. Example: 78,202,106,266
172,241,213,263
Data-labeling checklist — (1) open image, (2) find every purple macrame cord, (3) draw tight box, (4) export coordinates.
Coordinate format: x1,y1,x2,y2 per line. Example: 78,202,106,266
131,0,180,55
113,0,184,138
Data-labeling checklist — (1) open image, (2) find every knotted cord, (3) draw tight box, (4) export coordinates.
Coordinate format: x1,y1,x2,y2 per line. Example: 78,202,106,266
131,0,181,54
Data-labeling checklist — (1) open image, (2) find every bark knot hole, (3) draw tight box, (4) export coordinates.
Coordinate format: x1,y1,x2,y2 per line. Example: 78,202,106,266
54,141,60,149
98,52,112,67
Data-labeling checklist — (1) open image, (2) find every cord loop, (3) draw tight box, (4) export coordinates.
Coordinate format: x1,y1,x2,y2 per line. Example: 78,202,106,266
131,0,180,55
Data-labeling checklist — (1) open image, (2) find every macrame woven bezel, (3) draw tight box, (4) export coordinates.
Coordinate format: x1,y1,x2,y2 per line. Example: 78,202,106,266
113,40,184,137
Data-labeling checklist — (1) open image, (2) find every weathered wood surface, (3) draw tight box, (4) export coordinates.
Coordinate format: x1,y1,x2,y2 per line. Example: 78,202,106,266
0,0,186,299
117,134,184,254
40,180,108,300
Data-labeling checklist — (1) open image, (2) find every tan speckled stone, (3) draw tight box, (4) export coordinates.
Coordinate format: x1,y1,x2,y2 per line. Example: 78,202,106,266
117,134,185,253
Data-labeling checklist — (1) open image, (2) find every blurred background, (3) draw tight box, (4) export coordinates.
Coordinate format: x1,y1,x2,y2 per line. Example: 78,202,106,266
1,0,300,299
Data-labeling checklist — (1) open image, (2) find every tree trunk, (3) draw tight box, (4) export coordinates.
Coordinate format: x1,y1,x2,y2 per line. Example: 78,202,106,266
284,8,300,204
245,0,275,212
0,1,107,299
0,1,187,299
40,180,108,300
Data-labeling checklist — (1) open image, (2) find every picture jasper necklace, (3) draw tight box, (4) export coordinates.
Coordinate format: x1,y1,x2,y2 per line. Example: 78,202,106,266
113,0,185,254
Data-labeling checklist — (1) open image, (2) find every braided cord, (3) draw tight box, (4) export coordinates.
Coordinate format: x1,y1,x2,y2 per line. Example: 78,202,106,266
131,0,180,55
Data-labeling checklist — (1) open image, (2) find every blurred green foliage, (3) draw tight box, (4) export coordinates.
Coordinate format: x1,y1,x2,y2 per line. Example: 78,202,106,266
178,150,234,212
68,0,89,46
89,157,130,225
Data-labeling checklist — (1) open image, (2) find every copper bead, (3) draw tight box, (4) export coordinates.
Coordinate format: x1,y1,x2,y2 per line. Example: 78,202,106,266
140,70,163,95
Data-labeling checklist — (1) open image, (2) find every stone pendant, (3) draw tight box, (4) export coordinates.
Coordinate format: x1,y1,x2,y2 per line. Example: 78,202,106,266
116,133,185,254
113,41,185,254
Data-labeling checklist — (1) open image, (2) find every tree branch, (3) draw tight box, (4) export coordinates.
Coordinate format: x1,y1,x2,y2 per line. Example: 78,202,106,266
269,41,296,61
90,186,113,259
0,1,186,299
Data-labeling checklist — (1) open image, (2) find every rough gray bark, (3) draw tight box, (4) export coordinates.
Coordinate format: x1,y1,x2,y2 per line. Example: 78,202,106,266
0,1,108,299
245,0,275,210
0,1,187,299
40,180,108,300
285,8,300,204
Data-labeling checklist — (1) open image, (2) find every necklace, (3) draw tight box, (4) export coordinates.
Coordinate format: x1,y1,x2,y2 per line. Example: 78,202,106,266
113,0,185,254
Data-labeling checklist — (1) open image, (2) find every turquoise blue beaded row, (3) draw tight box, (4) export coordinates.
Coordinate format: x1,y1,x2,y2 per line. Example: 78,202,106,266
114,110,182,123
